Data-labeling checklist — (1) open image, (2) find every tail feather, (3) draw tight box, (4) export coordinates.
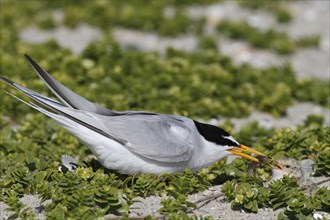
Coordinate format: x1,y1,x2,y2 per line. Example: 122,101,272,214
4,90,75,128
1,76,65,107
5,91,109,148
1,76,126,145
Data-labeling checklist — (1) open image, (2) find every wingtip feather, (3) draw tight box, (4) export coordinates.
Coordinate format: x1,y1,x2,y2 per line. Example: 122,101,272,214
24,54,32,62
0,76,15,86
24,54,41,71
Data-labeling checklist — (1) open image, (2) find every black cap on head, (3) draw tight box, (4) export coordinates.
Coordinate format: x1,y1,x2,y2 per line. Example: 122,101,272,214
193,120,239,146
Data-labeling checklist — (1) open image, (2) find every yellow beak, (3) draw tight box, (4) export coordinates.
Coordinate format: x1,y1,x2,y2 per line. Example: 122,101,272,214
227,144,266,163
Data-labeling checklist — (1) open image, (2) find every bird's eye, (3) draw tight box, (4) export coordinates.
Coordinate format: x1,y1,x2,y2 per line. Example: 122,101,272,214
285,165,290,168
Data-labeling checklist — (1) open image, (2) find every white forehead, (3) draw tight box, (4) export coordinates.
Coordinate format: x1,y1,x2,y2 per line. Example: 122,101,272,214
223,135,239,145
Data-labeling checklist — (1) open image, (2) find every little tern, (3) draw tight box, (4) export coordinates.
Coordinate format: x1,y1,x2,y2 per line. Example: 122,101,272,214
1,55,265,174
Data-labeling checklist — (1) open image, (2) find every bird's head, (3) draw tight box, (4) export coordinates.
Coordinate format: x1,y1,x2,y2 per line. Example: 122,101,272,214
270,158,303,180
194,121,265,163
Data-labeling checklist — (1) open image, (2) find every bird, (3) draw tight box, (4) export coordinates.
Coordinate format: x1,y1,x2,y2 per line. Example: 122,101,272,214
59,155,78,172
271,158,304,182
0,54,266,175
269,158,330,194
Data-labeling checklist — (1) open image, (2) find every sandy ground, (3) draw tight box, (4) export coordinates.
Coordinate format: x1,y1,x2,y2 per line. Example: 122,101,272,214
2,0,330,219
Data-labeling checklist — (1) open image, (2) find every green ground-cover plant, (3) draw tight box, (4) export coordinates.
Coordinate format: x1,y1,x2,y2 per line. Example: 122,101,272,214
215,121,330,218
1,40,329,121
2,1,210,37
217,21,320,54
237,0,292,23
1,118,329,218
62,2,206,37
222,174,330,218
0,115,329,218
1,1,328,120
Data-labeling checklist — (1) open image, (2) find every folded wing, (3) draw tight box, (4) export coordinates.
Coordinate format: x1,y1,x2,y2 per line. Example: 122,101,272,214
100,114,194,162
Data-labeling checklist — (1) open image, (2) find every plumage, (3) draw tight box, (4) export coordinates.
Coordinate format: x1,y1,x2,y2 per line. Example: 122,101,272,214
0,55,265,174
24,55,117,115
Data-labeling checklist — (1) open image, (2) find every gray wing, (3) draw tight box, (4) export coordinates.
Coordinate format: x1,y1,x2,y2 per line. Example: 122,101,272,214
102,114,195,163
24,54,117,116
